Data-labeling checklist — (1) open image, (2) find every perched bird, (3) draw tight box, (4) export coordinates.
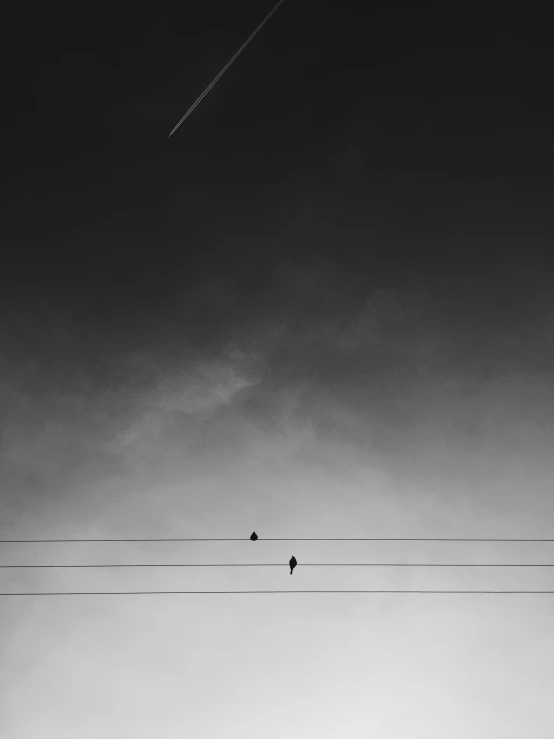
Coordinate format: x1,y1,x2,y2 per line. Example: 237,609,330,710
250,532,258,541
289,556,297,575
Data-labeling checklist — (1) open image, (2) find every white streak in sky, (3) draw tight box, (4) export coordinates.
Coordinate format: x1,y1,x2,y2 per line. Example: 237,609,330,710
168,0,288,137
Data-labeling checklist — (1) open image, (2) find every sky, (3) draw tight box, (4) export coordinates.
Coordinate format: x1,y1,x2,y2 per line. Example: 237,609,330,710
2,2,554,737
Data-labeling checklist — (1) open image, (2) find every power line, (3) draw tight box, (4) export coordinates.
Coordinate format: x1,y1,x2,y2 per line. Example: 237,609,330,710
3,537,554,543
0,538,251,543
250,538,554,542
0,539,247,543
2,590,554,596
2,562,554,568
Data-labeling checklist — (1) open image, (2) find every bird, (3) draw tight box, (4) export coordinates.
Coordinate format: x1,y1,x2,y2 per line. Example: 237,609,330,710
289,556,297,575
250,532,258,541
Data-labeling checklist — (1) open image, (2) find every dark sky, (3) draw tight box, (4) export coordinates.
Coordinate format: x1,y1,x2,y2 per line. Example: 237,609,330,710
3,0,554,485
2,1,554,467
4,2,554,328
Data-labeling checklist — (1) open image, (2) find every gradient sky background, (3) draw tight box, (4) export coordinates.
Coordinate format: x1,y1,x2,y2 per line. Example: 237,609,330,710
2,2,554,737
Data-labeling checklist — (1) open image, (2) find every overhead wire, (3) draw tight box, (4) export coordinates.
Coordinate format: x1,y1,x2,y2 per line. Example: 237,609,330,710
2,537,554,543
4,536,553,596
2,562,554,568
2,590,554,596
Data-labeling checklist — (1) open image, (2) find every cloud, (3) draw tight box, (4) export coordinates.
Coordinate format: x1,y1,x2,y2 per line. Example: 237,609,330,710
109,353,260,466
3,261,554,544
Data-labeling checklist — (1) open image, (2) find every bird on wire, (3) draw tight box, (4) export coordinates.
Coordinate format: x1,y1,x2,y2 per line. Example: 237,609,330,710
289,556,297,575
250,532,258,541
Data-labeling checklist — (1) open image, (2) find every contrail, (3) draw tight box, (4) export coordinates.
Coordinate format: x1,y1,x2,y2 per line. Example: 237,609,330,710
168,0,288,137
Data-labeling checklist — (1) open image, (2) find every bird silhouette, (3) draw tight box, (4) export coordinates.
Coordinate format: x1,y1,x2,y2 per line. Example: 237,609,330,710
250,532,258,541
289,556,297,575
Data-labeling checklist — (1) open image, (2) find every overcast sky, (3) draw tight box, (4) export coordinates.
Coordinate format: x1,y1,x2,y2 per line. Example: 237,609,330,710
2,3,554,737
